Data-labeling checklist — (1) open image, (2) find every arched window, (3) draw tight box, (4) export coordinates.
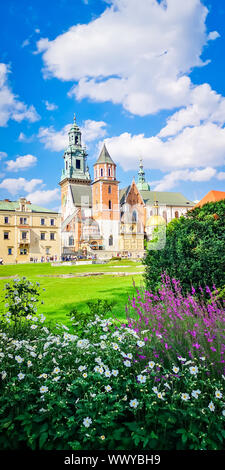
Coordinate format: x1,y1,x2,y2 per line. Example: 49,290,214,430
163,210,167,222
175,211,179,219
109,235,113,246
75,136,78,145
108,185,111,194
108,168,111,176
69,236,74,246
132,210,137,223
100,168,103,177
109,200,112,210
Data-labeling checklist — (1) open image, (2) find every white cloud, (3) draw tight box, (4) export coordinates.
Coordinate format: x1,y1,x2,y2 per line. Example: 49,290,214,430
81,119,107,143
159,83,225,138
5,154,37,172
36,0,211,116
38,119,107,151
0,151,7,159
21,38,30,48
0,177,43,195
103,122,225,171
38,124,71,151
207,31,220,41
0,63,40,126
26,188,60,205
44,100,58,111
217,172,225,180
153,167,217,191
18,132,35,143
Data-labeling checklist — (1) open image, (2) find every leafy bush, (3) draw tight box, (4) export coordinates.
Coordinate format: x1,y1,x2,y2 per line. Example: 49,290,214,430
126,274,225,376
67,299,115,337
144,199,225,294
0,280,225,450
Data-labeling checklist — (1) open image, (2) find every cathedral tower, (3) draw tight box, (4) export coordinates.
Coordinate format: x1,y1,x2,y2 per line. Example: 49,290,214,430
59,115,91,221
92,144,120,250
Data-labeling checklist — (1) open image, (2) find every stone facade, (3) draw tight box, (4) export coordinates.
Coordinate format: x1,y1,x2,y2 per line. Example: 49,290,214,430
0,198,61,264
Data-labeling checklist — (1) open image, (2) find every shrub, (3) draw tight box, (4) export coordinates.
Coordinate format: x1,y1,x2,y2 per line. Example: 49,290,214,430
126,274,225,376
144,199,225,294
0,309,225,450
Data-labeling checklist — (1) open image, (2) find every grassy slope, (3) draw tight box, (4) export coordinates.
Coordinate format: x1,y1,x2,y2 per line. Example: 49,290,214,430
0,261,144,325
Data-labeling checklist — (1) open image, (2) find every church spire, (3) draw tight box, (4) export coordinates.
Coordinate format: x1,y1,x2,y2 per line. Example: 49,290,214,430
137,158,150,191
60,115,91,183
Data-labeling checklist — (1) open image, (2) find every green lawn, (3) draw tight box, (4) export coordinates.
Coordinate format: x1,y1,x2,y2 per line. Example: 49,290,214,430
0,261,144,325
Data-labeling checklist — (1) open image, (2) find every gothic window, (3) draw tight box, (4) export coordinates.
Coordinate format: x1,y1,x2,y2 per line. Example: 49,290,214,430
75,136,79,145
101,168,103,177
108,185,111,194
109,235,113,246
132,210,137,223
109,200,112,210
76,159,81,169
69,236,74,246
108,168,111,176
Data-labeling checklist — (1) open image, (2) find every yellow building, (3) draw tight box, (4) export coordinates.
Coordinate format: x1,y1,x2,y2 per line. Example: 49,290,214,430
0,197,61,264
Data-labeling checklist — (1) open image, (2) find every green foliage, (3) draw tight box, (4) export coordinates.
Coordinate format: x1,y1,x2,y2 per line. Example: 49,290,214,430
1,277,44,328
67,299,115,336
0,310,225,450
144,199,225,293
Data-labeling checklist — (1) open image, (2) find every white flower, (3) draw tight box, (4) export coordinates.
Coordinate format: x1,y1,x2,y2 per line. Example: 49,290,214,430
52,376,61,382
105,385,112,392
157,392,164,400
40,386,48,393
177,357,187,362
129,399,139,409
39,373,48,379
215,390,222,399
112,343,119,351
83,417,92,428
137,340,145,347
181,393,190,401
152,386,158,394
15,355,23,364
18,373,25,380
124,360,131,367
189,366,198,375
1,371,7,379
53,367,60,374
27,360,32,367
77,339,90,349
126,353,133,359
78,365,86,372
112,369,119,377
172,366,179,374
31,324,38,330
148,361,155,369
164,382,171,390
83,373,87,378
137,374,146,384
208,401,215,412
105,370,111,378
191,389,201,399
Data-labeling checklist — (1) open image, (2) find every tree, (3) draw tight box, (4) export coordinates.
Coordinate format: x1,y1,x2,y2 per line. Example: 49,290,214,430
144,199,225,294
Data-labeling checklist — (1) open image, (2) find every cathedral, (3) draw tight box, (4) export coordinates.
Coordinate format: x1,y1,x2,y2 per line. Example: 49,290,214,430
60,116,195,258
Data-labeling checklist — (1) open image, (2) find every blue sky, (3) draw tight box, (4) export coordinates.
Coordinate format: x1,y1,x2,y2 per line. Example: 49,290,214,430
0,0,225,209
